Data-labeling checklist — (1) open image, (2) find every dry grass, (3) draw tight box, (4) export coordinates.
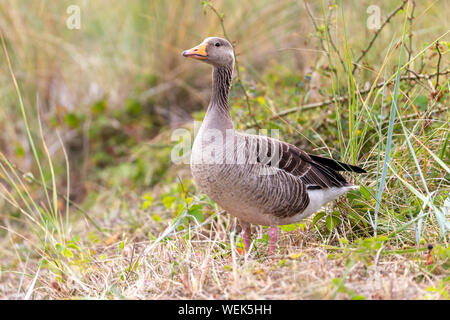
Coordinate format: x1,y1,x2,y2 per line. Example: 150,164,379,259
1,154,447,300
0,208,446,300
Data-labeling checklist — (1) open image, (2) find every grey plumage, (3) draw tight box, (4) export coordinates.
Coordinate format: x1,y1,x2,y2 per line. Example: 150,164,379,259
183,37,365,253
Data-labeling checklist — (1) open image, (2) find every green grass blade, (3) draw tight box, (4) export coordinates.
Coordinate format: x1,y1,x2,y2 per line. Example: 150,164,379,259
373,6,409,234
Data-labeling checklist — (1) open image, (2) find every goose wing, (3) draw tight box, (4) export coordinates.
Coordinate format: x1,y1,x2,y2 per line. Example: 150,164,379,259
249,135,365,189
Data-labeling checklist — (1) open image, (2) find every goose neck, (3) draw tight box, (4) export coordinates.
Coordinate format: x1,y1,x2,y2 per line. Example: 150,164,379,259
204,64,234,130
210,65,233,113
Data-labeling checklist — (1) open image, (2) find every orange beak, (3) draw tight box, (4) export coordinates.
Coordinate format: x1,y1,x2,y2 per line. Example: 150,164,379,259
182,43,208,60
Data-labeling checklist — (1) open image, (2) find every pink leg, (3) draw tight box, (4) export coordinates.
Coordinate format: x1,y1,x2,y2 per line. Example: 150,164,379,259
268,226,278,255
239,221,252,253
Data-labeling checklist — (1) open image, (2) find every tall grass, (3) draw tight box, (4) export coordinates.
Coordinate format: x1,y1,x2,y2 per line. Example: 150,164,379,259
0,30,81,298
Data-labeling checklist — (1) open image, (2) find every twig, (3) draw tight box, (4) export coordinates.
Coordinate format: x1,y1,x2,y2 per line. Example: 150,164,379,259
125,241,137,281
435,41,442,89
407,0,416,62
245,70,450,128
405,68,429,91
404,0,416,100
303,0,346,72
353,0,409,74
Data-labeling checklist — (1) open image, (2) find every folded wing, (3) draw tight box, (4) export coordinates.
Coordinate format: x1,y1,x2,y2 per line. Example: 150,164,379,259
251,135,365,189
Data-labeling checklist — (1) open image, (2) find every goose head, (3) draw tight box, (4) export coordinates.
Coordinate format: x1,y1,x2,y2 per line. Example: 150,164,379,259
182,37,234,67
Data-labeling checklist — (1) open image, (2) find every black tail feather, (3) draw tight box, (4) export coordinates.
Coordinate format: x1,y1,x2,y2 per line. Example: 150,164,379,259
309,154,367,173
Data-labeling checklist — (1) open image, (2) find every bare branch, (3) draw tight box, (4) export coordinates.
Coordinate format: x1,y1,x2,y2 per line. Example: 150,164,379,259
245,70,450,128
435,41,442,89
352,0,409,74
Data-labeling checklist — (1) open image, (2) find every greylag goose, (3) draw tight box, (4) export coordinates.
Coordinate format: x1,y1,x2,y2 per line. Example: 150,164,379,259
182,37,366,255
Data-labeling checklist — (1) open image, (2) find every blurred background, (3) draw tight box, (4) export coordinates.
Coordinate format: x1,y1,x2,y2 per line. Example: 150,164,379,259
1,0,447,195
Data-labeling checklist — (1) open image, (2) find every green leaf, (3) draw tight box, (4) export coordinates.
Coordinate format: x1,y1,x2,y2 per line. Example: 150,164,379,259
64,112,81,128
142,194,154,209
281,224,297,232
61,248,73,258
413,95,428,110
66,243,80,251
15,143,25,158
142,201,152,209
118,241,124,253
125,98,143,117
359,186,373,201
312,212,326,228
326,214,341,231
162,195,176,209
296,223,306,230
91,99,107,114
55,243,64,252
188,204,204,222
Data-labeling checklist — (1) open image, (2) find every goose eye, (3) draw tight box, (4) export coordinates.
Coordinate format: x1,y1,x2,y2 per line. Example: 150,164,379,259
215,42,221,47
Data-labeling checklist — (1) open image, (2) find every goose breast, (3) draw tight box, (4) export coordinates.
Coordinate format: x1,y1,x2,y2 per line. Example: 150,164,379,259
190,132,311,225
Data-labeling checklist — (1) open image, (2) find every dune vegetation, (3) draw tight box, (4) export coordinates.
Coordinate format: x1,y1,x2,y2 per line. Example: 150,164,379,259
0,0,448,299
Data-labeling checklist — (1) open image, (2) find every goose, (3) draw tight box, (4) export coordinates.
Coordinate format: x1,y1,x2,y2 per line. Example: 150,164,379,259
182,37,366,255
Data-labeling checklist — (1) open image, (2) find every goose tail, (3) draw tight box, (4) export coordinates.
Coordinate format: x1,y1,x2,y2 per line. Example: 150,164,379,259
309,154,367,173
